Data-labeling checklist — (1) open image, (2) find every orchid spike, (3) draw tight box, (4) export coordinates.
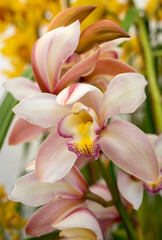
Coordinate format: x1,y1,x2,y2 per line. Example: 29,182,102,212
13,73,159,183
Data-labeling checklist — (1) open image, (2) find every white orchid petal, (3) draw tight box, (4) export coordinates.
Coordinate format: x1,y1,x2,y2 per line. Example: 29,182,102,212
100,73,147,126
9,172,79,207
4,77,40,101
9,118,44,145
117,171,143,210
99,119,159,182
13,93,70,128
56,83,101,105
36,130,76,183
53,207,103,240
26,198,81,237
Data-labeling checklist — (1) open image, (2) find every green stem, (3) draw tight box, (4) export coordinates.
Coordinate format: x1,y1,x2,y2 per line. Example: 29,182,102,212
137,18,162,134
85,190,115,208
96,158,137,240
66,0,70,8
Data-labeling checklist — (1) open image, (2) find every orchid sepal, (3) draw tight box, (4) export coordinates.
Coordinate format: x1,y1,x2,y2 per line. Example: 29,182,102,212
76,20,130,53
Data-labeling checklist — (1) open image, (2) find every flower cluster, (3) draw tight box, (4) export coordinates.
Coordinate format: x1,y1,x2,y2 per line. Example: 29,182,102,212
6,6,161,240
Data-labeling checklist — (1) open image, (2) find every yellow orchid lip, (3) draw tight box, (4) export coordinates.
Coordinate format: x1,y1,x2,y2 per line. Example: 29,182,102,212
58,102,101,159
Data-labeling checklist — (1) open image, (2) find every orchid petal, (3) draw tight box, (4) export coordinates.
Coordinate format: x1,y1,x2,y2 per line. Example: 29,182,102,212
154,134,162,158
84,76,109,92
147,134,158,144
56,83,102,106
36,130,76,183
99,50,119,59
32,21,80,93
8,118,44,145
86,199,118,221
90,183,112,201
75,156,92,169
99,39,126,55
47,6,96,31
13,93,70,128
25,160,35,172
63,53,79,69
26,198,81,236
86,182,118,220
117,171,143,210
9,172,79,207
4,77,40,101
54,46,100,94
53,207,103,240
64,166,88,195
76,20,129,53
99,119,159,182
86,59,135,81
60,228,97,240
100,73,147,125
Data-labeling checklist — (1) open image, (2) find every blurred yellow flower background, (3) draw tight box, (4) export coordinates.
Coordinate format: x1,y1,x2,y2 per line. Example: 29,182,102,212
0,185,26,240
0,0,61,77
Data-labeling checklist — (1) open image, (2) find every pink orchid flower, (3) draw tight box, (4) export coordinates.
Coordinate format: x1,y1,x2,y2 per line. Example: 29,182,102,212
4,20,99,145
9,165,104,239
117,134,162,210
5,18,130,145
13,72,159,184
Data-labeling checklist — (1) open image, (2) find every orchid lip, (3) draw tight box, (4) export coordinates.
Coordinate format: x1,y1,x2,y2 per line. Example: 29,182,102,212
66,139,101,159
58,103,101,159
143,176,162,194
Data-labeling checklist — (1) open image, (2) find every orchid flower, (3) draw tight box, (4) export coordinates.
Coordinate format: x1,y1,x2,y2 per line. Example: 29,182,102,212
13,72,159,184
117,134,162,210
5,11,129,145
4,20,81,145
9,165,104,239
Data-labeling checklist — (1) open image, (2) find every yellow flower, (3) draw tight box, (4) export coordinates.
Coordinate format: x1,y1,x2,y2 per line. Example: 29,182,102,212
0,0,62,77
0,0,23,32
121,36,144,72
1,26,37,77
0,185,26,240
146,0,162,20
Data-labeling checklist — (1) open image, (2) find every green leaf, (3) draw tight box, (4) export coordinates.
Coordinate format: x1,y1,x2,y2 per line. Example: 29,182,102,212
121,7,139,32
23,230,60,240
0,67,33,149
0,93,18,149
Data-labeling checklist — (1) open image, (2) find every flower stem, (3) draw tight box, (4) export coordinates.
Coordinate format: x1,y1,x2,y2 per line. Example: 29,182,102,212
137,17,162,134
85,190,115,207
96,158,137,240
